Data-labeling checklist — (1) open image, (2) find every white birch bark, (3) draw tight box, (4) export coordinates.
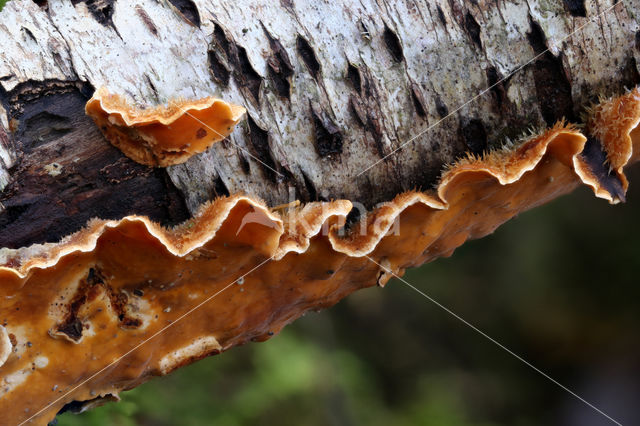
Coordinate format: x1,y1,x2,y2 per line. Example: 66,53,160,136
0,1,638,241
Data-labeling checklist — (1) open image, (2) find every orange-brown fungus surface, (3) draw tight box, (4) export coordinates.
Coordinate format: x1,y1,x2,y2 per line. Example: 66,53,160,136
587,89,640,192
85,87,246,166
1,90,639,424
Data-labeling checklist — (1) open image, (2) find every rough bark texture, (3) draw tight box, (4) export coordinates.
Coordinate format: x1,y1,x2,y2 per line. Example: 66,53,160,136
0,0,639,249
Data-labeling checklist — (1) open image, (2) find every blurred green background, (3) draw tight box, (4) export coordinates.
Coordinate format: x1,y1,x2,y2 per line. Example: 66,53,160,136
57,167,640,426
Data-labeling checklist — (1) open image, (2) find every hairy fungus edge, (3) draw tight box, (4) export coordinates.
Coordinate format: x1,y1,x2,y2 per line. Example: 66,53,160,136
3,88,640,277
85,88,246,166
1,90,639,426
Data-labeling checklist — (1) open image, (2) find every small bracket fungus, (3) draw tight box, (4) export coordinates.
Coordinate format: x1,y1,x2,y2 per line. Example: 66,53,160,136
1,90,639,424
85,87,246,166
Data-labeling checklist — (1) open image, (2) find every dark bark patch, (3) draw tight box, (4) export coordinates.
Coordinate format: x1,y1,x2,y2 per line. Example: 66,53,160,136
562,0,587,17
211,23,262,102
349,95,367,126
619,56,640,90
71,0,116,29
410,83,427,118
211,176,230,198
0,203,29,231
246,114,278,182
144,74,159,100
527,18,575,125
358,20,371,40
267,55,292,99
32,0,48,10
236,47,262,103
0,82,190,249
157,169,189,222
263,28,294,99
526,18,547,53
213,24,232,57
310,104,343,157
238,152,251,174
436,6,447,26
434,94,449,118
21,111,72,150
383,24,404,63
300,169,318,201
135,6,158,37
366,112,385,158
485,65,506,111
347,63,362,94
296,35,321,79
207,47,231,87
0,79,86,117
464,12,482,49
360,68,374,99
461,118,488,155
21,27,37,44
636,31,640,51
580,137,626,202
167,0,201,27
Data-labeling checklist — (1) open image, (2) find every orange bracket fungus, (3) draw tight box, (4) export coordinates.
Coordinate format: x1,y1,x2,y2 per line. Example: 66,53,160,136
85,87,246,167
1,89,639,424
